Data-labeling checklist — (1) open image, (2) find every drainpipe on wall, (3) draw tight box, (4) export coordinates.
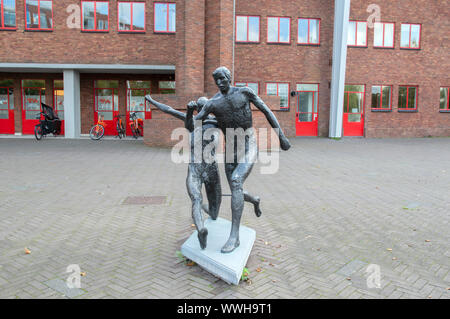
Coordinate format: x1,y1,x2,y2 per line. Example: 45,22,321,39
232,0,236,83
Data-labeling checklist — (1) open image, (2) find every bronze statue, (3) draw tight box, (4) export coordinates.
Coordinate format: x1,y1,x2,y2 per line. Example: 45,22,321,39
192,66,291,253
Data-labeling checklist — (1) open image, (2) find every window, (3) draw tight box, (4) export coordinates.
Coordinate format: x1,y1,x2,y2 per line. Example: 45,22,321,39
53,80,64,120
22,80,45,120
267,17,290,44
94,80,118,121
296,84,319,122
154,2,175,33
373,22,394,48
0,0,16,30
348,21,367,47
118,1,145,32
398,86,418,110
25,0,52,31
440,88,450,111
344,85,365,122
127,81,151,120
0,79,14,119
266,82,289,109
401,23,421,49
235,15,259,43
371,85,392,110
81,1,109,32
159,81,175,94
235,82,259,94
298,18,320,45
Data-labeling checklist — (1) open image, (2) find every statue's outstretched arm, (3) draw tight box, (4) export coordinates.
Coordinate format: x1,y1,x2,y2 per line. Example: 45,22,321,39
244,88,291,151
145,95,186,121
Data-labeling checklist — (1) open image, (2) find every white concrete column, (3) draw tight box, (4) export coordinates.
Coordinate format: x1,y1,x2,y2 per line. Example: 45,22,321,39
63,70,81,138
329,0,351,138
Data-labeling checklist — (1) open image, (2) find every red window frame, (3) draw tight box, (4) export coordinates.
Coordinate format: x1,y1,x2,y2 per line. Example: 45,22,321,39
267,16,291,44
235,15,260,43
266,82,290,110
234,81,259,94
81,0,109,32
297,18,320,45
348,20,368,47
1,0,16,30
154,2,175,33
398,85,418,111
400,23,421,49
24,0,53,31
117,1,146,33
373,22,395,48
371,85,393,110
440,87,450,111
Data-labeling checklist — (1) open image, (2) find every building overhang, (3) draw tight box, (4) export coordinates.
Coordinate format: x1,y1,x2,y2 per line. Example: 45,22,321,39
0,63,175,74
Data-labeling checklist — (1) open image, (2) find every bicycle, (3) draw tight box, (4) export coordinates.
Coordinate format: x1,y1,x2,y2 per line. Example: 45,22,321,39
129,112,144,139
115,114,126,139
89,114,106,140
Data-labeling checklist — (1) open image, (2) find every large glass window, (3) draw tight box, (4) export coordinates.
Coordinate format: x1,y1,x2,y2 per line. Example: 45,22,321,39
25,0,52,30
398,86,418,110
127,81,151,120
0,0,16,29
236,15,259,43
401,23,421,49
348,21,367,47
154,2,175,33
0,79,14,119
235,82,259,94
53,80,64,120
94,80,118,121
373,22,394,48
82,1,109,32
266,82,289,109
118,1,145,32
158,81,175,94
267,17,290,44
371,85,392,110
298,18,320,45
344,85,365,122
296,84,319,122
22,80,45,120
440,88,450,111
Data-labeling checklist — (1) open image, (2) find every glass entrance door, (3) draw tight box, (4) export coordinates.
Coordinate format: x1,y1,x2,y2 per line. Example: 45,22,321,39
126,81,150,136
53,80,65,135
94,80,119,136
296,84,319,136
343,85,365,136
22,80,45,135
0,80,14,134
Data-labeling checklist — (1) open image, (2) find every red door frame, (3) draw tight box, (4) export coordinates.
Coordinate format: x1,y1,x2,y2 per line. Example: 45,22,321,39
21,81,46,135
53,81,65,135
93,82,119,136
0,85,15,134
343,85,365,136
126,88,149,136
296,83,319,136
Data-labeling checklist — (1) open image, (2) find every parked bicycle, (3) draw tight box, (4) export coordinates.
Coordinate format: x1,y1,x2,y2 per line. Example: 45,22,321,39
115,114,126,139
34,103,62,141
129,112,144,139
89,115,106,140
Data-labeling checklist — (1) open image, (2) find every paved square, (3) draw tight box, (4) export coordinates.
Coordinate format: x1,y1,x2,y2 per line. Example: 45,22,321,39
0,137,449,299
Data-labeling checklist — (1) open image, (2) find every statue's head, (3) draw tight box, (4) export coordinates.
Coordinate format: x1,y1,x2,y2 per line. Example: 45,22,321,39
196,97,208,112
212,66,231,93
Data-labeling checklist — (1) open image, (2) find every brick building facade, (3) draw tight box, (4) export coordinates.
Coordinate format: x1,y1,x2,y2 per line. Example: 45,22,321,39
0,0,449,144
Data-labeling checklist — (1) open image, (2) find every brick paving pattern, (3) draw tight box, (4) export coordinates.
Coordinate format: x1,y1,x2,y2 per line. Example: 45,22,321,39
0,137,449,299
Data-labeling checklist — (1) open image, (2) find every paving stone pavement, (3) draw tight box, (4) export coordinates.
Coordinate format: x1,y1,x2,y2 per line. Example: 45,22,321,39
0,137,449,299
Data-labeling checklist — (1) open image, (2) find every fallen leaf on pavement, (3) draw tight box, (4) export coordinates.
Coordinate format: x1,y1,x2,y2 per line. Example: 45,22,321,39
24,248,31,254
425,240,431,242
256,267,262,272
80,272,86,277
387,248,393,252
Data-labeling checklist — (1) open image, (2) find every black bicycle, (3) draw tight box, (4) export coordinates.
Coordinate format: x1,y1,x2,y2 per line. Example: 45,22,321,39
34,103,62,141
115,114,126,139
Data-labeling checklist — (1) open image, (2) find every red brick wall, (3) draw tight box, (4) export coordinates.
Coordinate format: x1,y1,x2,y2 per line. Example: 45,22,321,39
0,0,178,65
